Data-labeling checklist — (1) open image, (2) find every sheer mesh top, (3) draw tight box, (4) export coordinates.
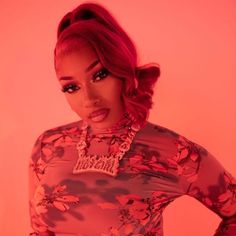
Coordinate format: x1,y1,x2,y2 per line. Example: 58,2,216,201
28,119,236,236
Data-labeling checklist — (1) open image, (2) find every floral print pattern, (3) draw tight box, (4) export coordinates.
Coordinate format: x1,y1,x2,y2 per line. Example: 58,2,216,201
167,135,203,183
28,121,236,235
218,171,236,216
98,192,167,235
119,154,168,174
32,184,80,214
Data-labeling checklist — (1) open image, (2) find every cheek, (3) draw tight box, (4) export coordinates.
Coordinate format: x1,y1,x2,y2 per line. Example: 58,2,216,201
65,95,82,110
117,82,125,100
107,87,122,102
110,79,124,98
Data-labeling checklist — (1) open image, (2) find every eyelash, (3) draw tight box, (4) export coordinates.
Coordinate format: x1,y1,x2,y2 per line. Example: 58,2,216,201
61,68,109,94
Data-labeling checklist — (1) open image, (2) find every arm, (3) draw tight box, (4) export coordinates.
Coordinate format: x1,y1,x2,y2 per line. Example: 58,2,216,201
177,136,236,235
30,233,55,236
28,132,55,236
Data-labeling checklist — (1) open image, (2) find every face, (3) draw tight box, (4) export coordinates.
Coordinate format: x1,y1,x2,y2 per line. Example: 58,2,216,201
55,41,126,131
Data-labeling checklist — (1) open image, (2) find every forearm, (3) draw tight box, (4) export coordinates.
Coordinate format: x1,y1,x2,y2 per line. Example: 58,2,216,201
177,137,236,236
214,215,236,236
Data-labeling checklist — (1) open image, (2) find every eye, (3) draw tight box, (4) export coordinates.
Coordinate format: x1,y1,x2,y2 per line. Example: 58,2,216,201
92,68,109,82
61,83,80,94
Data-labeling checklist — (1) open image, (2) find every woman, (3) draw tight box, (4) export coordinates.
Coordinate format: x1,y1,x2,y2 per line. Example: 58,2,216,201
28,2,236,236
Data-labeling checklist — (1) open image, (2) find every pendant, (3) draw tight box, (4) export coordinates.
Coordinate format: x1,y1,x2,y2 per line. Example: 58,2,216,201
72,115,141,177
72,152,120,177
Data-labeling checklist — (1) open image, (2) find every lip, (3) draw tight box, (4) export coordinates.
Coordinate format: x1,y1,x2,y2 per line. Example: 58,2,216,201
88,108,110,122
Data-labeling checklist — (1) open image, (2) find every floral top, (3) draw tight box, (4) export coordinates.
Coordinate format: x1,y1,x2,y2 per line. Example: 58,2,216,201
28,119,236,236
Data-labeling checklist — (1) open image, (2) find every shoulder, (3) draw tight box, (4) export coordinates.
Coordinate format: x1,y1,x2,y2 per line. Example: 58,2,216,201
140,122,210,185
143,121,180,138
30,120,84,163
37,120,84,144
138,121,208,156
138,121,180,145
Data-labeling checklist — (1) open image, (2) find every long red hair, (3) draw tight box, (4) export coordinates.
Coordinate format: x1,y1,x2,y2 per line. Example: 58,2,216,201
54,2,160,127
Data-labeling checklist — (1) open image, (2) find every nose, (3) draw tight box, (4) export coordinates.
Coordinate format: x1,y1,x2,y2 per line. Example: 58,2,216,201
82,85,100,108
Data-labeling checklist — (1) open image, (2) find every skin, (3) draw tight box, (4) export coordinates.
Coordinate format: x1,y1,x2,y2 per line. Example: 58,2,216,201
55,40,126,131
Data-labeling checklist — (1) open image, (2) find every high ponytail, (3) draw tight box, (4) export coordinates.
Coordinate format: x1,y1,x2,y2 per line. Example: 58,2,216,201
57,2,136,59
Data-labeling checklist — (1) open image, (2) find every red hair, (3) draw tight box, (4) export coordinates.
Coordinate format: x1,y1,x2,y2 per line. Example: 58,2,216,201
54,2,160,127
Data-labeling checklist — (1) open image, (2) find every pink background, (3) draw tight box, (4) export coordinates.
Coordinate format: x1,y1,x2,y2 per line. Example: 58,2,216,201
0,0,235,235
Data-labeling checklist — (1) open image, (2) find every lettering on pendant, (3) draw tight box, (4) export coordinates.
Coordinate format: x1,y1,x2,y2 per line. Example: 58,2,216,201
76,160,83,169
82,161,90,169
94,159,105,169
89,158,95,168
103,159,115,173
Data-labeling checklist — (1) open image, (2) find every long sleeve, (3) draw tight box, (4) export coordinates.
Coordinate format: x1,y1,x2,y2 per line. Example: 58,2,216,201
28,132,55,236
177,136,236,235
26,121,236,235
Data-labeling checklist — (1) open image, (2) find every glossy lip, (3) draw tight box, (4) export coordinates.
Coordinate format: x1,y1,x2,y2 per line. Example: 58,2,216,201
88,108,110,119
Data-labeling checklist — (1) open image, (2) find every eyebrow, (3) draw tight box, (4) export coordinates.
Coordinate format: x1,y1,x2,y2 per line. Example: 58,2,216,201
59,59,100,81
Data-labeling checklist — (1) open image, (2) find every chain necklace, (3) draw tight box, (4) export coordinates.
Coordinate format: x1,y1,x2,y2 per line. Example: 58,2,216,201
72,114,141,177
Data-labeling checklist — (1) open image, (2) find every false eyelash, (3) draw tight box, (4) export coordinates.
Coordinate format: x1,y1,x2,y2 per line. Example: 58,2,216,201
61,84,79,93
60,68,109,93
93,68,109,80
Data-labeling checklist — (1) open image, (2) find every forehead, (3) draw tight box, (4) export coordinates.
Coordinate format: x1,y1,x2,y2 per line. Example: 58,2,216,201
55,40,99,75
